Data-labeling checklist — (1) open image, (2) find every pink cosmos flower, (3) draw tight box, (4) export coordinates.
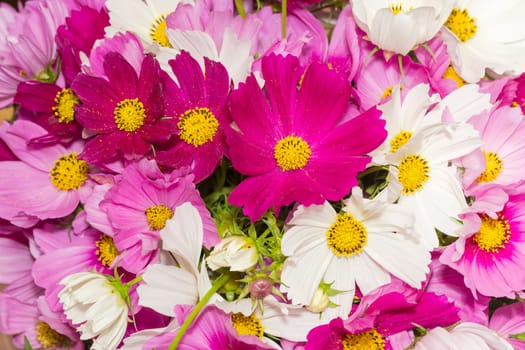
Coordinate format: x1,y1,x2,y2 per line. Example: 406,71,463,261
0,274,82,350
489,302,525,350
441,192,525,298
226,53,386,221
0,120,89,227
0,0,70,108
72,51,172,165
461,106,525,194
169,305,276,350
100,159,219,273
155,51,230,183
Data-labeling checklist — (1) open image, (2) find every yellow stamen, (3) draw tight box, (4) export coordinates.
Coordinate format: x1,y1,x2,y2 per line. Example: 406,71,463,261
178,107,219,147
342,329,385,350
390,130,412,153
150,14,171,47
476,151,503,183
145,205,174,231
36,321,72,349
473,214,510,253
326,212,367,257
95,234,119,267
390,3,403,15
52,88,79,123
445,8,477,42
274,135,312,171
114,98,146,132
231,313,264,339
398,154,430,195
50,152,89,191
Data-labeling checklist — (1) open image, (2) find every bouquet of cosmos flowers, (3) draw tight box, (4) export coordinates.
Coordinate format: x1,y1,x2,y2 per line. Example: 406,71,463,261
2,0,525,349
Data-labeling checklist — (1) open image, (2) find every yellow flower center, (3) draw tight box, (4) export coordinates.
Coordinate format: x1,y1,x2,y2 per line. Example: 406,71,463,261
231,313,264,339
381,86,393,99
50,152,89,191
326,212,368,257
114,98,146,132
398,154,430,195
476,151,503,183
96,234,119,267
342,329,385,350
443,65,465,89
274,135,312,171
150,14,171,47
52,88,79,123
445,8,477,42
145,205,174,231
390,130,412,153
473,214,511,253
36,321,72,349
177,107,219,147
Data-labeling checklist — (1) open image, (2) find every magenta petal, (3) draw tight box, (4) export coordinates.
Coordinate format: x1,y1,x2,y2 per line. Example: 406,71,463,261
261,54,301,134
203,56,230,111
169,51,206,105
295,61,351,137
103,52,139,97
0,238,32,285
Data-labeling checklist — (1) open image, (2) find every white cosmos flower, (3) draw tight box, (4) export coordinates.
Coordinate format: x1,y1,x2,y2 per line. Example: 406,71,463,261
58,272,129,350
414,323,513,350
280,188,430,321
137,202,219,316
352,0,454,55
441,0,525,83
372,83,491,164
105,0,193,52
384,125,482,248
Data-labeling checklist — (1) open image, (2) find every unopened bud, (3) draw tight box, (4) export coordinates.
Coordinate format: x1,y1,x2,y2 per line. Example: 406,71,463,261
250,277,273,299
306,287,330,313
207,236,258,272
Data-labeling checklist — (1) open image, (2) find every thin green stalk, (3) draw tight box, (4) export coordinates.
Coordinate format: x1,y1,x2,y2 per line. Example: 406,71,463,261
168,274,231,350
281,0,287,38
234,0,246,18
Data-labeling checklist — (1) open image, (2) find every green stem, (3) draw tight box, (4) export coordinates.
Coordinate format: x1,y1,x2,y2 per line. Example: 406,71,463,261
281,0,287,39
234,0,246,19
168,274,231,350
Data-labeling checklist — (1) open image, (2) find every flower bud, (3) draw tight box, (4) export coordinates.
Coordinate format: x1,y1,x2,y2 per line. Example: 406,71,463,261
306,287,330,313
249,277,273,299
207,236,258,272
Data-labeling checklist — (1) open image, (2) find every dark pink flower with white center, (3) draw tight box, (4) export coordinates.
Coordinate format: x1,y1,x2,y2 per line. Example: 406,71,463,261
225,53,386,221
0,120,89,227
155,51,230,183
100,159,219,273
72,52,173,165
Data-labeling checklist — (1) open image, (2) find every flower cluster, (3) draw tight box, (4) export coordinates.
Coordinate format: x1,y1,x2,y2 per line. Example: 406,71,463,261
1,0,525,349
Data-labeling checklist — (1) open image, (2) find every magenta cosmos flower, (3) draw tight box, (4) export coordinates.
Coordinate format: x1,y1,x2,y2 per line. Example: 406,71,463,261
155,51,230,183
441,191,525,298
72,52,172,165
0,120,89,227
226,53,386,221
100,159,219,273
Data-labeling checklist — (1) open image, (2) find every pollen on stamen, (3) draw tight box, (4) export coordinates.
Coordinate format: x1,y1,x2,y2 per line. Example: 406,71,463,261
445,8,477,42
326,212,368,257
50,152,89,191
150,14,171,48
342,329,385,350
113,98,146,132
231,313,265,339
52,88,79,123
177,107,219,147
398,154,430,195
274,135,312,171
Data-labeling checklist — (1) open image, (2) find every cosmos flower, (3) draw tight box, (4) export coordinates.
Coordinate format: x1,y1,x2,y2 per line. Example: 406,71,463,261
280,188,430,320
351,0,454,55
226,53,386,221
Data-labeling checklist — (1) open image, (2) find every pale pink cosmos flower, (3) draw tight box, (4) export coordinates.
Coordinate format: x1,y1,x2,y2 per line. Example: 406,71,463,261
489,302,525,350
0,0,70,107
0,120,89,227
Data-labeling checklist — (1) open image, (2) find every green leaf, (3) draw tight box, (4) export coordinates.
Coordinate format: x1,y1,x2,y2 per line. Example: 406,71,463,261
510,332,525,341
24,336,33,350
